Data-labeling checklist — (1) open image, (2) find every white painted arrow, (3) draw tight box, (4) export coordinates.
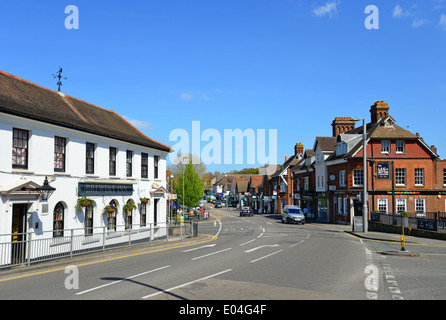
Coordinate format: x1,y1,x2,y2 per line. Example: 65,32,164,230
244,244,280,253
182,244,217,253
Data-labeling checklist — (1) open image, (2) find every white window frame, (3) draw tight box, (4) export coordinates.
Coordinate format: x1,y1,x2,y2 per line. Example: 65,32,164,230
381,140,390,153
396,198,407,214
378,198,388,214
339,170,346,187
415,198,426,216
415,168,424,186
396,140,405,153
395,168,406,186
338,197,342,214
353,169,364,186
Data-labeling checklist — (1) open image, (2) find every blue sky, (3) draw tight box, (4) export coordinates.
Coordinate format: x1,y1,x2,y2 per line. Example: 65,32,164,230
1,0,446,173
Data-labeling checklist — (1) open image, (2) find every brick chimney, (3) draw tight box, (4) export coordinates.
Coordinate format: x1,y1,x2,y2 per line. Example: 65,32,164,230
331,117,356,137
295,142,304,156
370,101,389,123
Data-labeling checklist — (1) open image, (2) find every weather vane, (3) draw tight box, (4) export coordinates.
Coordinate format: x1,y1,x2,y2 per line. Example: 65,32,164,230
52,67,68,92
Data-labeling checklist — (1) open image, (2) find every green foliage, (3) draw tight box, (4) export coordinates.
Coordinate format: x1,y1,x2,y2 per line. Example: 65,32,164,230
174,161,203,208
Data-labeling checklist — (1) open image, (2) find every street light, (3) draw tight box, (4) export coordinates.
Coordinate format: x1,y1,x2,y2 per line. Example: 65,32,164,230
352,118,368,233
36,176,56,201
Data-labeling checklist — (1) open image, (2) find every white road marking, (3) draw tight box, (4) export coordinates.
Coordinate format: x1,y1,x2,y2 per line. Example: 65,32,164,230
191,248,232,260
182,244,217,253
250,250,283,263
240,239,256,246
76,265,171,295
141,269,232,299
244,244,280,253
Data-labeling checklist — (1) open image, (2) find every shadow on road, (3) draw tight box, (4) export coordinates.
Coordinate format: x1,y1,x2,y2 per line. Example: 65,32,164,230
101,277,188,300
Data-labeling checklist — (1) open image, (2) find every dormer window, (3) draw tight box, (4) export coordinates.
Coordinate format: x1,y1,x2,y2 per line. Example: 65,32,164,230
336,142,347,156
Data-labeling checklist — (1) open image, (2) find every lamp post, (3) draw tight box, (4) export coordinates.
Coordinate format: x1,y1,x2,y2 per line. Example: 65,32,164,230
352,118,368,233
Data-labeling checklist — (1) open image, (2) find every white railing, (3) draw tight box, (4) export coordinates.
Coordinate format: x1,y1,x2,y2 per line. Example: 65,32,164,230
0,222,196,269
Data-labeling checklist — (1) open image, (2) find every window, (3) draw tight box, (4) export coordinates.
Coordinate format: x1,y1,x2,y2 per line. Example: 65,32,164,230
124,199,134,229
140,203,147,226
343,198,348,215
54,136,66,172
53,202,64,237
12,128,29,169
107,200,117,231
353,169,364,186
415,198,425,216
141,153,148,178
85,206,93,235
396,140,405,153
444,168,446,186
339,170,346,187
109,147,117,176
338,197,342,214
303,177,309,191
86,143,95,174
154,155,160,179
415,168,424,186
378,198,388,214
381,140,390,153
395,168,406,185
126,150,133,177
396,198,407,214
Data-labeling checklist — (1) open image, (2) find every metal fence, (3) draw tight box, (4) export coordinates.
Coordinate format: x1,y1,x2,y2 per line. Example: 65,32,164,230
371,211,446,233
0,221,198,269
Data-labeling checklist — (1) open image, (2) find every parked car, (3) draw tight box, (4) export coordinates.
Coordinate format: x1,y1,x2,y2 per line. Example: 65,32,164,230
282,206,305,224
215,201,222,208
240,206,253,217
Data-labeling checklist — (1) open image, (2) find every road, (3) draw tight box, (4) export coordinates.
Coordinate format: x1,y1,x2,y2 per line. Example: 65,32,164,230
1,205,446,304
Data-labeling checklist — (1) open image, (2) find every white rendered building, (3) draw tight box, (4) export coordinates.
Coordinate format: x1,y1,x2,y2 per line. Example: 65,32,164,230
0,70,172,265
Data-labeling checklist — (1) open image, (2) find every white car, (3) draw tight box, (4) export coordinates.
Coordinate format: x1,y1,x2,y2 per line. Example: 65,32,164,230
282,206,305,224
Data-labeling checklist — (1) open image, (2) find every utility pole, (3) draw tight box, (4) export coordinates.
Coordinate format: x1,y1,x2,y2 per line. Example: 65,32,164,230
52,67,67,92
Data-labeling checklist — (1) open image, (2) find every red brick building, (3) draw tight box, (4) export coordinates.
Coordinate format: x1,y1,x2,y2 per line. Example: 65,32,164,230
326,101,446,224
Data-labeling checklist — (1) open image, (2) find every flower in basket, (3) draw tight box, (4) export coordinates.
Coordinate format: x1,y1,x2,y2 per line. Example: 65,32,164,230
76,197,95,211
103,203,118,215
140,197,150,204
123,201,136,212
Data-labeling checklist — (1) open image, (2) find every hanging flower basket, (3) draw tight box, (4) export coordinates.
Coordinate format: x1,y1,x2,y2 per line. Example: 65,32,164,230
140,197,150,204
124,204,136,212
103,203,118,215
76,197,95,211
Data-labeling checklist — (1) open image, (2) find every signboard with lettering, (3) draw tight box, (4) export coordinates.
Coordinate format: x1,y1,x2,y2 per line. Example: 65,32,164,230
78,182,134,197
376,162,390,180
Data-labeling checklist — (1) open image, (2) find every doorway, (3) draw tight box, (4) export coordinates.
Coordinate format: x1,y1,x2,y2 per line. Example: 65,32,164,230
11,204,29,264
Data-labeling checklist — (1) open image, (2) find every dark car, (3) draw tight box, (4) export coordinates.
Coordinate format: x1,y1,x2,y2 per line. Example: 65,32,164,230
215,201,222,208
240,206,253,217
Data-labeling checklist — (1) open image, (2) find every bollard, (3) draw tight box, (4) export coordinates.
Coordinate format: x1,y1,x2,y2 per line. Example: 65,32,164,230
400,226,407,252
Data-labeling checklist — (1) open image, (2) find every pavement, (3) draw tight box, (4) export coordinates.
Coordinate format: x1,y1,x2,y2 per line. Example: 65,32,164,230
310,221,446,257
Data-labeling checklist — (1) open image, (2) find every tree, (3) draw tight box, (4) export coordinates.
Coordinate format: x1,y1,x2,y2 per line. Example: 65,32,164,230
174,160,203,208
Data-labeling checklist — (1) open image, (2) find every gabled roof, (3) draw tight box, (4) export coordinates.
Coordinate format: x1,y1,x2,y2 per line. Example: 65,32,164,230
271,154,302,178
313,136,337,152
0,70,172,152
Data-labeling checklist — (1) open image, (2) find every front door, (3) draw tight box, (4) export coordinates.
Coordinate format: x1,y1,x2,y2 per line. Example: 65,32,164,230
11,204,29,264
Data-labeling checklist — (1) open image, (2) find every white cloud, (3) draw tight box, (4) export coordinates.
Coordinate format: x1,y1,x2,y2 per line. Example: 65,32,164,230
393,4,411,18
440,13,446,30
412,18,429,28
180,93,194,101
312,2,338,18
122,116,152,130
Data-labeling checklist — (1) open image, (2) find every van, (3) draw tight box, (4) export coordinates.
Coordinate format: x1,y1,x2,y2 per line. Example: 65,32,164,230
282,206,305,224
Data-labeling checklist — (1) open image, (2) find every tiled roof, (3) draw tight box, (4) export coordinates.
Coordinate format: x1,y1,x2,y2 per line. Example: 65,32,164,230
0,70,172,152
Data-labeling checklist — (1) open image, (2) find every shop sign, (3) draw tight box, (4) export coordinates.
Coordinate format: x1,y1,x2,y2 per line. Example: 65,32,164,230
78,182,133,196
376,161,390,179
